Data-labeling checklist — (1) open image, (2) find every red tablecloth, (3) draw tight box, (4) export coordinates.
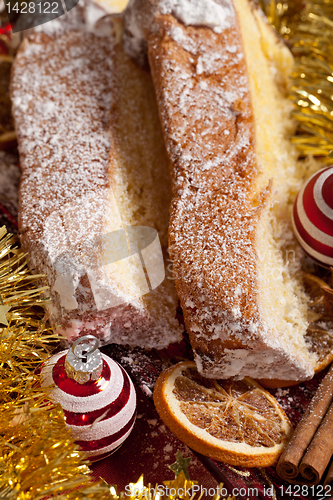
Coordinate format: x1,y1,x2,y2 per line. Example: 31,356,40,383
91,391,220,498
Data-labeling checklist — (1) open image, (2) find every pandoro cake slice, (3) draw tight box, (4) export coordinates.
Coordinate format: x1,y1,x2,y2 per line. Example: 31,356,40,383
123,0,320,380
11,3,182,348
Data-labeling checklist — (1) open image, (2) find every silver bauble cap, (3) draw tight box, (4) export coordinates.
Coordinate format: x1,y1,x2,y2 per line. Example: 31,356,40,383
65,335,103,384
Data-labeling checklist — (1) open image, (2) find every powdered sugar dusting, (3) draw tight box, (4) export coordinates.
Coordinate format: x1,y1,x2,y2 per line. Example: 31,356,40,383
160,0,233,33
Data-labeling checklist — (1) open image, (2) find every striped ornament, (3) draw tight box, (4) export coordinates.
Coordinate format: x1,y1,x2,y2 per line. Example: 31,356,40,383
41,350,136,461
292,166,333,268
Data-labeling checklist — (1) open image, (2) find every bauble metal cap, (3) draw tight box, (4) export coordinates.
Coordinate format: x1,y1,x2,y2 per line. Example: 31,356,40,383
65,335,103,384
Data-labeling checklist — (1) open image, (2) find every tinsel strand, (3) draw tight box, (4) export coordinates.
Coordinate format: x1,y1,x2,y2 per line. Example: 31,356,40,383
289,1,333,160
258,0,333,160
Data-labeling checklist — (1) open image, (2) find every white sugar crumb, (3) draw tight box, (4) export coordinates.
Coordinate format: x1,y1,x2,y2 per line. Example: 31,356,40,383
122,356,135,365
147,419,158,426
275,388,290,397
140,385,153,398
273,387,298,414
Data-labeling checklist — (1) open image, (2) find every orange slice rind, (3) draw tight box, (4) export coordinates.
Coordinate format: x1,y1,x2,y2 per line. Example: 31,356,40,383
153,361,292,467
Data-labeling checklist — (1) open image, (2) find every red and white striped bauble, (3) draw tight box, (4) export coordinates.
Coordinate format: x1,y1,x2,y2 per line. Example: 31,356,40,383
292,165,333,267
41,349,136,461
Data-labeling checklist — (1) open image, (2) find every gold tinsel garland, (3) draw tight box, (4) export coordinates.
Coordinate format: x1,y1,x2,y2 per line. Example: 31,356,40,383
260,0,333,161
290,0,333,161
0,227,110,499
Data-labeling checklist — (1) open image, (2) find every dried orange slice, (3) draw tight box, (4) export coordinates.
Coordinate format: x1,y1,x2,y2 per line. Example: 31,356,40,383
153,361,292,467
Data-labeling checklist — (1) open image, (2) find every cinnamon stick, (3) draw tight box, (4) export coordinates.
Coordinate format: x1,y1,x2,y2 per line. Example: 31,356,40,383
299,402,333,484
276,364,333,483
323,458,333,487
